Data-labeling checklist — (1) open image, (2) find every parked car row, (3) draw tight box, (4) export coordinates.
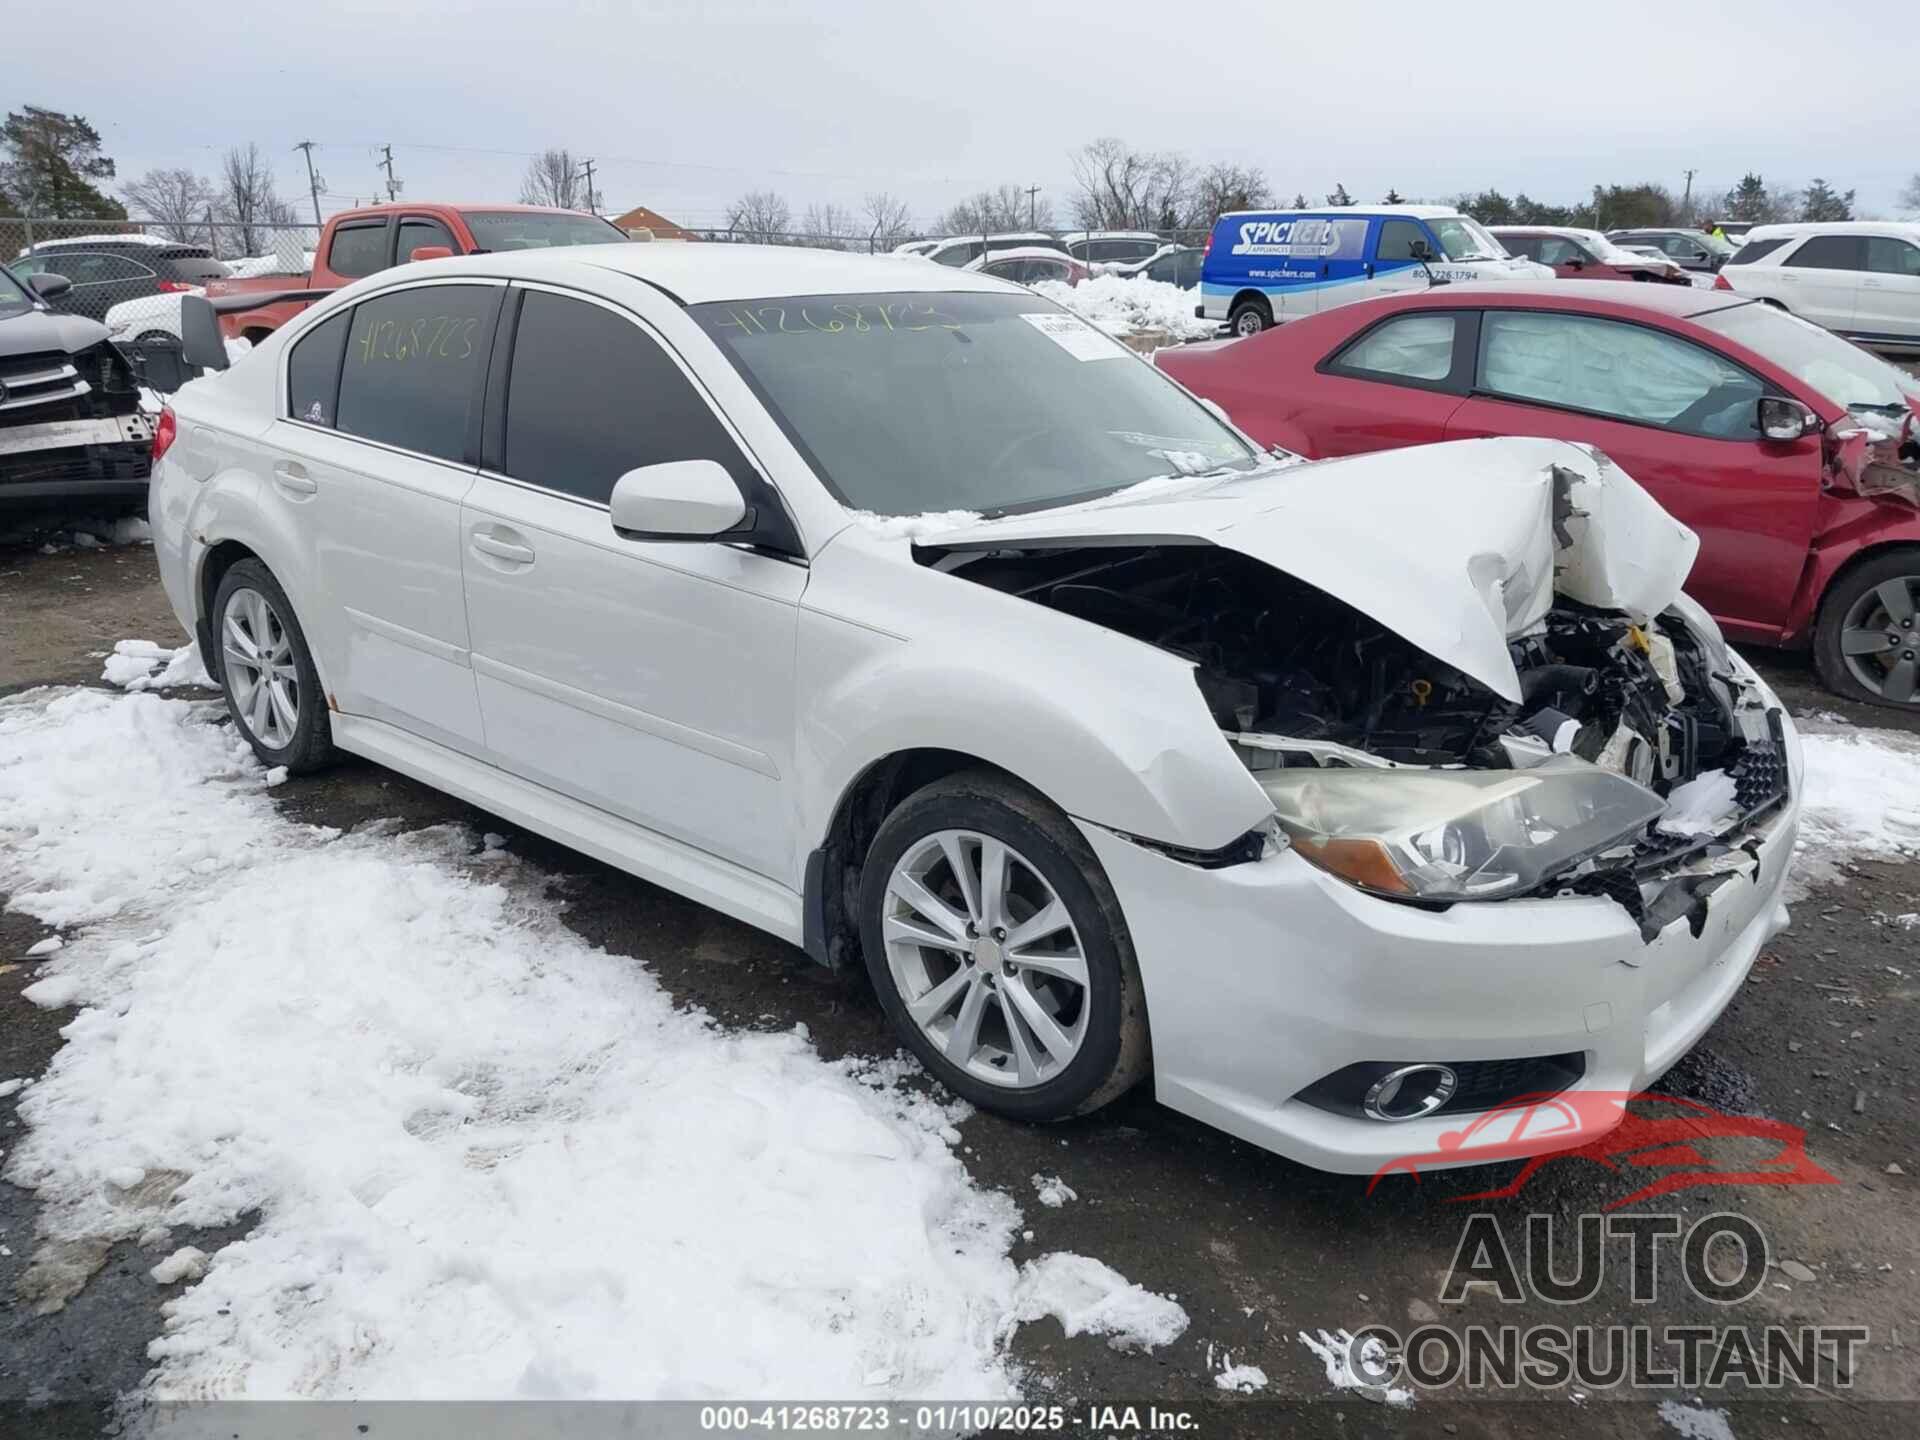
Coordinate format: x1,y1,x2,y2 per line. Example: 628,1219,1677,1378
153,243,1803,1176
1714,221,1920,351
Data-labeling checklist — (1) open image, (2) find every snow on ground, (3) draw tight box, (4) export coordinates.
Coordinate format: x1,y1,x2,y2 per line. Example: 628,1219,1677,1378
1033,275,1216,342
1212,1361,1268,1393
100,639,213,692
0,687,1186,1400
1789,719,1920,899
1658,1397,1738,1440
1296,1328,1415,1407
1030,1173,1076,1208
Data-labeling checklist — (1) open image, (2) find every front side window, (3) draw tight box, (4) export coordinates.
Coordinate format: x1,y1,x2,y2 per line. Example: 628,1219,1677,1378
397,217,456,262
286,309,350,427
1330,313,1458,383
0,265,32,311
1656,234,1710,262
1536,236,1592,267
327,223,390,279
335,284,499,462
1866,236,1920,278
1478,311,1763,439
1785,235,1865,271
1376,220,1427,261
693,290,1258,516
503,290,752,506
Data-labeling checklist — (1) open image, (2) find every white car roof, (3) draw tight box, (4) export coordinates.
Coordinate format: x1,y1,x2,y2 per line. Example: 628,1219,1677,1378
382,243,1015,304
1216,203,1464,221
1743,220,1920,241
1059,230,1159,243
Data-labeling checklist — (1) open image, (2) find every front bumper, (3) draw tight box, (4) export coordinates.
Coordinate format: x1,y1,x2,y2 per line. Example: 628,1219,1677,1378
1081,699,1803,1175
0,413,155,505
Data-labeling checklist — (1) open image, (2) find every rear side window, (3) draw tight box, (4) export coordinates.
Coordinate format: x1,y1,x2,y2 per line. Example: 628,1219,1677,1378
1867,236,1920,277
327,223,389,279
287,309,350,427
1478,311,1762,439
1330,313,1458,383
1376,220,1427,262
503,290,752,505
335,284,499,462
1726,236,1791,265
1785,235,1866,271
397,216,456,263
1536,236,1591,266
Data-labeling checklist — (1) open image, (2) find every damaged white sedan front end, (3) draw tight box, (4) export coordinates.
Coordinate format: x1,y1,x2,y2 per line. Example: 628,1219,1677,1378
903,437,1799,1172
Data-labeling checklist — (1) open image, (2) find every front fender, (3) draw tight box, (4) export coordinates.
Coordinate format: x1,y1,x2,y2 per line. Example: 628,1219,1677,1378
794,539,1273,854
1782,500,1920,645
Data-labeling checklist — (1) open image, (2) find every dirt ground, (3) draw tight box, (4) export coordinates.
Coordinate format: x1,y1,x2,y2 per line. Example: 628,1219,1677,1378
1,530,1916,1440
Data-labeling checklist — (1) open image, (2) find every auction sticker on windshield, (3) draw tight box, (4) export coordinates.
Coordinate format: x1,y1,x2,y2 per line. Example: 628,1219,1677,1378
1019,310,1127,361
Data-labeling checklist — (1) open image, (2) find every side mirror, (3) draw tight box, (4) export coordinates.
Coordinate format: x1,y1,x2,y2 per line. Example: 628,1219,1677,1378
1758,396,1817,443
609,460,749,541
408,245,454,263
27,272,72,300
179,294,230,372
1408,240,1433,261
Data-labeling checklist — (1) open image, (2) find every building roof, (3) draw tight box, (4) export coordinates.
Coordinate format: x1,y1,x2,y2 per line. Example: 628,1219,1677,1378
608,205,700,241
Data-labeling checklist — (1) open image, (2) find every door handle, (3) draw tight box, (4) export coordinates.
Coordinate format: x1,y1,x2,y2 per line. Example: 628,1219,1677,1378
272,460,316,494
471,532,535,565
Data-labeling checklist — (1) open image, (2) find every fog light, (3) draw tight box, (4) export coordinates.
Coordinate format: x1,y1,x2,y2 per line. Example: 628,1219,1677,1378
1363,1063,1458,1122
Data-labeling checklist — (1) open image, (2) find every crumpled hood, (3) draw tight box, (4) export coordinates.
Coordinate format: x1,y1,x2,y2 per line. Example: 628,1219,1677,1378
916,437,1700,703
0,303,112,358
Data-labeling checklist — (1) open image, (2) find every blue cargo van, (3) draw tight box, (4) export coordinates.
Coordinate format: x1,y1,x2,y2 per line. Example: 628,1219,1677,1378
1199,204,1552,336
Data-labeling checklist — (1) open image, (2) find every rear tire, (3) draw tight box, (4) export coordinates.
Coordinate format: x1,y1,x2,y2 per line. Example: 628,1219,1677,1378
1813,549,1920,709
211,559,334,772
858,769,1150,1121
1228,296,1273,338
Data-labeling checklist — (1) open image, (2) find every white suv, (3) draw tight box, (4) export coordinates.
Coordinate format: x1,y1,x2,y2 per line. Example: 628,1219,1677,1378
1716,221,1920,351
153,245,1801,1173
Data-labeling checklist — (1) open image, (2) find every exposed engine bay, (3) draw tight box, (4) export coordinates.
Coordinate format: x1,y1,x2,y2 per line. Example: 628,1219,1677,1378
932,540,1790,936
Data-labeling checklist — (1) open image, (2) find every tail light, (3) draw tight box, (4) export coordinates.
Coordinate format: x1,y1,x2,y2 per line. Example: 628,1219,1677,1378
1203,230,1213,257
1712,272,1733,291
157,280,200,294
152,406,178,463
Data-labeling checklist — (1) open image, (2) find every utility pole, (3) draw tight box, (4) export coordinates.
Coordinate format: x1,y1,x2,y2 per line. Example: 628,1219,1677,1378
293,141,324,228
577,158,598,215
1682,167,1697,218
379,144,400,203
1025,184,1041,229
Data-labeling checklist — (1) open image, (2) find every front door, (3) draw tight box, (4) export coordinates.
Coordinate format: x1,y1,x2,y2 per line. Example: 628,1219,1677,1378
460,285,805,881
1859,235,1920,345
1444,308,1822,641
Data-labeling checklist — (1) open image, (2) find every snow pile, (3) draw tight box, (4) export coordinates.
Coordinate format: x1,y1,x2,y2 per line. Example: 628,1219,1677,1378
1658,1398,1737,1440
1297,1328,1415,1407
100,639,214,692
1790,721,1920,898
0,687,1185,1400
846,508,982,541
1032,275,1215,342
1031,1173,1077,1209
1213,1362,1268,1393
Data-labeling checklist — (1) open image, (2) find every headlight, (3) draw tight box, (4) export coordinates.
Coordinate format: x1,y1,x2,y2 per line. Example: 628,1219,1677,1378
1260,756,1665,902
1665,592,1732,675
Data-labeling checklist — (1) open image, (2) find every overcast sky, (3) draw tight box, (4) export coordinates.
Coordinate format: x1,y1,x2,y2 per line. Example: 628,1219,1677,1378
15,0,1917,229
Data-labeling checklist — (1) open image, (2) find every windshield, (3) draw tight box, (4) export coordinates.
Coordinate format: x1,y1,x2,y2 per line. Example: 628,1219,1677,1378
0,265,31,310
1430,216,1509,262
461,211,630,250
1696,301,1920,413
693,291,1260,516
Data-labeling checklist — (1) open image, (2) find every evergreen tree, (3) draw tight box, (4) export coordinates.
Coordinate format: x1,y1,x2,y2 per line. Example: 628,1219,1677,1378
1799,178,1854,222
0,106,124,218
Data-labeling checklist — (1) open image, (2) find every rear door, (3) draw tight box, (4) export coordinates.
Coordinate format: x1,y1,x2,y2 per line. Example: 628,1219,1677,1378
318,217,394,286
272,279,500,749
460,284,805,880
1859,235,1920,344
1771,234,1864,333
1442,308,1822,640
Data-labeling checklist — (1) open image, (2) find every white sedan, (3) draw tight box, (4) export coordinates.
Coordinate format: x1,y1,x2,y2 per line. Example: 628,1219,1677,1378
152,245,1802,1172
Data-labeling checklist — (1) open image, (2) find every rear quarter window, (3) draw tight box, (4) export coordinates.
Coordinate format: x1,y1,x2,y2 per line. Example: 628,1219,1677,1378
1726,237,1791,265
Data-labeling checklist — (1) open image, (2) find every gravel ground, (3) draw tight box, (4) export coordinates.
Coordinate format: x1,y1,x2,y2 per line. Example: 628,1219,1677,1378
1,530,1916,1439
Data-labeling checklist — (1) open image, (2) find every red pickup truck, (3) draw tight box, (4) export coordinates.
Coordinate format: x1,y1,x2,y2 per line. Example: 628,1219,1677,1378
206,202,630,341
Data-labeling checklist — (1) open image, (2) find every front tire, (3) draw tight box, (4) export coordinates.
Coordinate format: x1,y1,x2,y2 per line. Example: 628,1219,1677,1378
212,559,334,771
1813,550,1920,709
858,770,1150,1121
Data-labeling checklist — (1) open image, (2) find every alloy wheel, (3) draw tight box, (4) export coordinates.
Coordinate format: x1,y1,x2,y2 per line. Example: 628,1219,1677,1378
881,829,1090,1089
1839,576,1920,704
221,586,302,749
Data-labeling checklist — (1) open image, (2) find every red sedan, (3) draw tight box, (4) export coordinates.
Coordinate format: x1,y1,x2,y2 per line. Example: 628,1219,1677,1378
1158,283,1920,708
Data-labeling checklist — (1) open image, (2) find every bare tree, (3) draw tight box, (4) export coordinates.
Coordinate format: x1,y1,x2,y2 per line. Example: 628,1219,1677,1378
1068,138,1191,231
519,148,585,209
799,202,858,250
123,167,215,242
1185,162,1272,229
726,190,792,243
218,144,291,257
939,184,1051,236
1903,173,1920,215
861,191,914,251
